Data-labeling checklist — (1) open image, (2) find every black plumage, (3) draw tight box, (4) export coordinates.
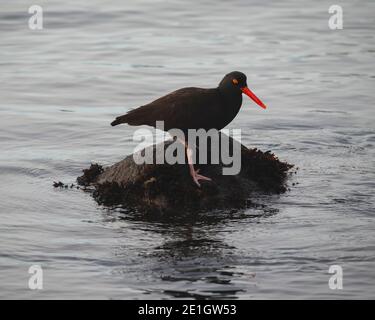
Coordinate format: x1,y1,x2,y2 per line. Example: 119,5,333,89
111,71,266,187
111,71,250,132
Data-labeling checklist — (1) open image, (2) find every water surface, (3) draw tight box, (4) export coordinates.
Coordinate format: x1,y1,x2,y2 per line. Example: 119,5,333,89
0,0,374,299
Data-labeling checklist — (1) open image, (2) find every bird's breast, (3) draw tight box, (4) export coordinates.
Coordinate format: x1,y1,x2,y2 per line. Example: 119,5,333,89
212,95,242,130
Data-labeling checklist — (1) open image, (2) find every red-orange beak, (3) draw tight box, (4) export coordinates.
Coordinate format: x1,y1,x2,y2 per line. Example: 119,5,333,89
241,86,267,109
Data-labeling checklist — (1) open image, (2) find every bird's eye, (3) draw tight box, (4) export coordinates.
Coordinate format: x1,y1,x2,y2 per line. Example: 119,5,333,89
232,79,239,85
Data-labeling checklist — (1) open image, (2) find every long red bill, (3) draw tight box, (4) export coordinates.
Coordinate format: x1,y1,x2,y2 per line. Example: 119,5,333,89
241,86,267,109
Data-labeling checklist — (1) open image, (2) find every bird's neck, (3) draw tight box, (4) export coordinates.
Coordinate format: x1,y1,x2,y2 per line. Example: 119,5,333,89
218,86,243,109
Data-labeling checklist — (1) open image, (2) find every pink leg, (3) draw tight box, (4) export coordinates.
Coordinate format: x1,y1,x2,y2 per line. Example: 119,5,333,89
178,138,212,187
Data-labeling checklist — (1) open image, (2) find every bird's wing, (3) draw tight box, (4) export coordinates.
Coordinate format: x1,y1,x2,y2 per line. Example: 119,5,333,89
111,87,219,130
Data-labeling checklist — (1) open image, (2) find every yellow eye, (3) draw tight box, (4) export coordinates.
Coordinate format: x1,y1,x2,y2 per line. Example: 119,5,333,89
232,79,239,85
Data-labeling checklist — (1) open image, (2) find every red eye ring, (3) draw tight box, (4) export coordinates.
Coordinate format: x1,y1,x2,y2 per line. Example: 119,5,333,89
232,79,239,85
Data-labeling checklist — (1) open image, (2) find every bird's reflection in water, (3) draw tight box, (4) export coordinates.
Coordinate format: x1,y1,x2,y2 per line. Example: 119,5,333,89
102,202,278,299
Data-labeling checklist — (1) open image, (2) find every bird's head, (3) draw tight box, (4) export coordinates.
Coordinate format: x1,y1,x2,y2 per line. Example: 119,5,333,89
219,71,267,109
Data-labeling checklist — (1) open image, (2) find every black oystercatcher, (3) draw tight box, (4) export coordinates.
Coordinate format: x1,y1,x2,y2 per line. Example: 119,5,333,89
111,71,267,186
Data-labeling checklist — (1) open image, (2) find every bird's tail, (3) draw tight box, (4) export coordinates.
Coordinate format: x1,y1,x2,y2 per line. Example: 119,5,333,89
111,115,129,126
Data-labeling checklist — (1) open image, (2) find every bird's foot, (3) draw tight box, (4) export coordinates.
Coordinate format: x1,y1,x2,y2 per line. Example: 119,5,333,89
191,169,212,187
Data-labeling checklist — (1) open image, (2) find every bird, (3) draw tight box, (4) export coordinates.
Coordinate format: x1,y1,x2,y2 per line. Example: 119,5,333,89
111,71,267,187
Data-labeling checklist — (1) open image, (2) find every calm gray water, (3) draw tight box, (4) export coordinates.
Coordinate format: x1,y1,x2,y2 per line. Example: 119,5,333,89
1,0,374,299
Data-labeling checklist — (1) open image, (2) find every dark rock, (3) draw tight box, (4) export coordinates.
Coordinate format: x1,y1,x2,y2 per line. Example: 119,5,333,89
77,135,293,212
76,163,104,186
53,181,64,188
